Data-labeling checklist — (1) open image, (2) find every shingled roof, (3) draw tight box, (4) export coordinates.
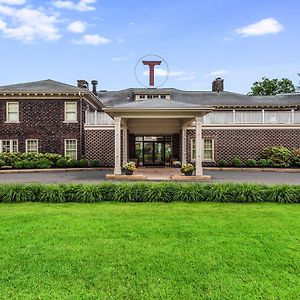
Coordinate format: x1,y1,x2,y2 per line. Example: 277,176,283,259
99,88,300,108
0,79,85,93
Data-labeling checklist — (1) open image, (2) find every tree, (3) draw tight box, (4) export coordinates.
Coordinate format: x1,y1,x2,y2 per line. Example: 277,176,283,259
249,77,296,96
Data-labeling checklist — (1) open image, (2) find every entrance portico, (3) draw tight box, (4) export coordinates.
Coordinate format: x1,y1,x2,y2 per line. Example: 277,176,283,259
104,103,214,177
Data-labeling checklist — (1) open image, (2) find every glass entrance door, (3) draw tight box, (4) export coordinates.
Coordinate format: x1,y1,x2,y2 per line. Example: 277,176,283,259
134,136,173,166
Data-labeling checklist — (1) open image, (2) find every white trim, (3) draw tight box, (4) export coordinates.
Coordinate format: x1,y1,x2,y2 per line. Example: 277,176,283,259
64,101,78,123
6,101,19,123
25,139,39,153
84,125,115,130
0,139,18,153
64,139,77,159
191,138,215,162
187,125,300,130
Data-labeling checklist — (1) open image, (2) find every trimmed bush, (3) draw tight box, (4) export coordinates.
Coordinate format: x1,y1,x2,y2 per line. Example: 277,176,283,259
261,146,294,168
258,159,272,168
217,159,228,167
245,159,257,167
231,157,242,167
67,159,79,168
0,182,299,204
78,159,89,168
292,148,300,166
56,158,69,168
0,159,5,168
35,158,52,169
89,160,100,167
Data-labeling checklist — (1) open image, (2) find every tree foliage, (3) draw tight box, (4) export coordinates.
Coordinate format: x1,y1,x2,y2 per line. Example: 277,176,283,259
249,77,295,96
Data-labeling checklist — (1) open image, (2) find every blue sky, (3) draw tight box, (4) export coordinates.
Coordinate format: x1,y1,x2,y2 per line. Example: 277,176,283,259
0,0,299,93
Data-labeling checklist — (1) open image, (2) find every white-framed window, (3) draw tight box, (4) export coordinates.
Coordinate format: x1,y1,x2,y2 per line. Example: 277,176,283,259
26,139,38,153
0,140,18,153
65,139,77,159
191,139,214,162
64,102,77,122
6,102,19,123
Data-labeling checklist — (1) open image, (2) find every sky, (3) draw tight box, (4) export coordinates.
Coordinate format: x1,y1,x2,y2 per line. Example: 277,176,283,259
0,0,299,94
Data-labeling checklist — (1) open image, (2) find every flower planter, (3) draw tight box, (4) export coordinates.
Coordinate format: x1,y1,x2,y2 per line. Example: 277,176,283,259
124,169,133,175
183,171,193,176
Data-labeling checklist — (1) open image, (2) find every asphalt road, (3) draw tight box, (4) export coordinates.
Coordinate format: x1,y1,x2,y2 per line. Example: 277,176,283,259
0,170,299,184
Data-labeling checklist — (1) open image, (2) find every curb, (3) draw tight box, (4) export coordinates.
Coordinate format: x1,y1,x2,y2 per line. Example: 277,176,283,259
204,167,300,173
0,167,112,174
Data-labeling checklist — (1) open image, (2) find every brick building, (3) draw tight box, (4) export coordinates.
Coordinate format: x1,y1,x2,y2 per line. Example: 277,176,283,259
1,78,300,175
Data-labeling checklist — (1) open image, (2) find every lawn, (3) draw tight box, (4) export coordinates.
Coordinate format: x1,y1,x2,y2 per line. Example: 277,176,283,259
0,203,299,299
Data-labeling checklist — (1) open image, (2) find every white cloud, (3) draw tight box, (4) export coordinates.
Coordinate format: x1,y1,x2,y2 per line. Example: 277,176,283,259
235,18,283,37
74,33,111,45
209,70,228,76
142,68,195,81
0,0,26,4
52,0,96,12
112,53,132,61
67,20,86,33
0,5,61,42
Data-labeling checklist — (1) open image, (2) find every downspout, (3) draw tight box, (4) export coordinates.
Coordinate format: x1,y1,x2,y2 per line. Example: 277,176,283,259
79,91,83,159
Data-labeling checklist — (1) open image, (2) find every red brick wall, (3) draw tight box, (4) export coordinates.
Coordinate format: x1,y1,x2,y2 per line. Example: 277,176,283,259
0,99,85,157
186,128,300,165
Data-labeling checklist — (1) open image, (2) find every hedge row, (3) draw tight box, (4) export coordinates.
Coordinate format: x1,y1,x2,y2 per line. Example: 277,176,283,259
0,182,299,203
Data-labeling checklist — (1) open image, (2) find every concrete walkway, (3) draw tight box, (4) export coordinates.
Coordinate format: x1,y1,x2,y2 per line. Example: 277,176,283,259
135,167,181,180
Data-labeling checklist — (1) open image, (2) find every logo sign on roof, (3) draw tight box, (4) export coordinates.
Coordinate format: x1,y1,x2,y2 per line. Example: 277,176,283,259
135,54,169,88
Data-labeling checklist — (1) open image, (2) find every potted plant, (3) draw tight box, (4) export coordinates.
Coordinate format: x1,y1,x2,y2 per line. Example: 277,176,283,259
172,160,181,168
180,163,195,176
122,161,137,175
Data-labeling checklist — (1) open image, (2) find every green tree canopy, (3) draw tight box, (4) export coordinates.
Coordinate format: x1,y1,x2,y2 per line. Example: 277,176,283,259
249,77,296,96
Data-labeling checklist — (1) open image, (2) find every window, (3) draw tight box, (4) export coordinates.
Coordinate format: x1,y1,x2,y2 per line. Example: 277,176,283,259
65,102,77,122
191,139,214,161
65,139,77,159
0,140,18,153
6,102,19,123
26,139,38,153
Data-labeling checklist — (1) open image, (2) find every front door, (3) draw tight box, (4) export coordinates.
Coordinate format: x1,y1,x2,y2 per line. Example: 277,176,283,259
143,141,164,166
134,136,172,166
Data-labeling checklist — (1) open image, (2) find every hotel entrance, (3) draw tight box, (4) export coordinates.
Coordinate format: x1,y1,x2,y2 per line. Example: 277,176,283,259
134,136,172,166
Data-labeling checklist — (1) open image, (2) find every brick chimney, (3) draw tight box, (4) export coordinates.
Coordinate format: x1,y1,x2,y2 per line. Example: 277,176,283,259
77,80,89,89
91,80,98,94
212,77,224,93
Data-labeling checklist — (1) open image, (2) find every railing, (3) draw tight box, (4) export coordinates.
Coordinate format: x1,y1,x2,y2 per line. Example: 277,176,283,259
203,110,300,124
85,111,114,125
85,110,300,125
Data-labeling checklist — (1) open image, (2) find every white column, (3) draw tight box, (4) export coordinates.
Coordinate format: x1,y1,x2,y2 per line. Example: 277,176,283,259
195,117,203,176
181,126,187,164
114,117,122,175
122,128,128,164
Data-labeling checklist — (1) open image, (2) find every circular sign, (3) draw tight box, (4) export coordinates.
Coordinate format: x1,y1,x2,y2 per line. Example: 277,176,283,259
134,54,169,88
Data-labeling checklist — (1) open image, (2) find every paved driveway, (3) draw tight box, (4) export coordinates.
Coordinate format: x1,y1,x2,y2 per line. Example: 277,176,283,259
0,170,299,184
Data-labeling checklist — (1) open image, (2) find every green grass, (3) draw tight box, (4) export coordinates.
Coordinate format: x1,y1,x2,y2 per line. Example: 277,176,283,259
0,203,299,299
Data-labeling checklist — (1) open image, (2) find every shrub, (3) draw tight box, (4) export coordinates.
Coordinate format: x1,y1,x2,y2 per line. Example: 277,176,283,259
0,182,299,204
13,161,24,169
89,160,100,167
0,159,5,168
261,146,294,168
292,148,300,166
78,159,89,168
257,159,272,168
68,159,79,168
217,159,228,167
35,158,52,169
231,157,242,167
56,158,69,168
22,160,36,169
245,159,257,167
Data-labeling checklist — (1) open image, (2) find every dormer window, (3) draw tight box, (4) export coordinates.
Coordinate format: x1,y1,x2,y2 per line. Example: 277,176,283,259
135,94,171,101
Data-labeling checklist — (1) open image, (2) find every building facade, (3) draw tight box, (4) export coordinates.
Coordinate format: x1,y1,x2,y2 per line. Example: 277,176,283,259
1,78,300,175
